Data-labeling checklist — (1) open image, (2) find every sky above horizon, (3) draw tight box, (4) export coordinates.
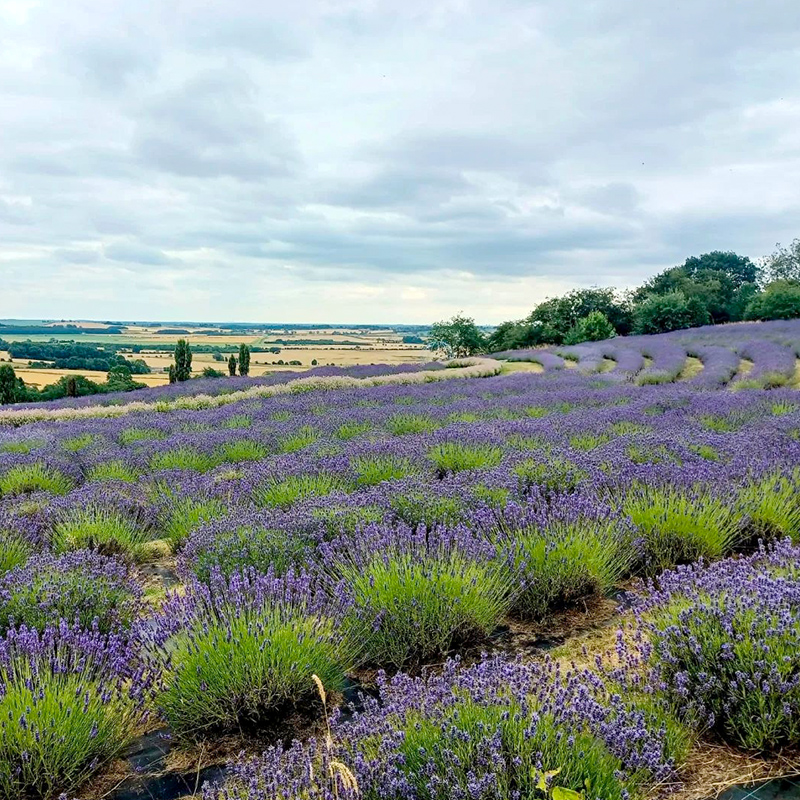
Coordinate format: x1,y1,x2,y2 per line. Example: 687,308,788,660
1,0,799,324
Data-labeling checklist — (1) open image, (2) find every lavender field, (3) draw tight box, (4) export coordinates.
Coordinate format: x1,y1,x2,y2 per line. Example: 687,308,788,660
496,318,800,389
1,323,800,799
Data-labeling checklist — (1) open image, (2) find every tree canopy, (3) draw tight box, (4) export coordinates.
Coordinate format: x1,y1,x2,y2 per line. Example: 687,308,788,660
484,248,798,350
428,315,487,359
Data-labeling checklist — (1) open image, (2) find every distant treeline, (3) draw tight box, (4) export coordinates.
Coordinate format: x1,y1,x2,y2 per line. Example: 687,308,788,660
268,339,365,346
0,324,124,335
0,340,151,374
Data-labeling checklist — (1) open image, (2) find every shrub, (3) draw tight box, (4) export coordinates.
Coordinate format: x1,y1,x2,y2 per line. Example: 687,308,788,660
736,469,800,542
119,426,165,445
563,310,617,345
188,526,312,583
216,438,269,464
622,485,740,574
162,497,227,550
744,280,800,321
0,463,73,497
352,454,416,486
0,533,32,576
253,472,351,509
143,572,355,740
770,399,798,416
512,456,587,496
609,421,652,436
428,441,503,476
633,291,709,334
0,551,140,633
569,431,612,451
330,532,513,669
633,540,800,752
278,425,318,453
503,518,633,620
689,444,720,461
335,420,373,440
222,414,252,429
386,413,441,435
207,655,688,800
0,626,145,799
150,446,217,472
389,492,465,529
87,459,139,482
0,438,43,454
52,505,152,557
313,506,386,541
61,433,95,452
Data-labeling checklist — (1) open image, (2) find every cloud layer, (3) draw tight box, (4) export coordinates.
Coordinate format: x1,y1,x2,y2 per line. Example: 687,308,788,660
1,0,799,323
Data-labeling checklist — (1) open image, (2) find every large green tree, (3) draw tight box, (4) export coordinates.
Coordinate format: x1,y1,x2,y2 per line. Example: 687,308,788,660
0,365,19,405
632,251,759,324
428,315,486,359
228,354,237,376
238,344,251,376
761,239,800,285
528,287,632,343
174,339,192,382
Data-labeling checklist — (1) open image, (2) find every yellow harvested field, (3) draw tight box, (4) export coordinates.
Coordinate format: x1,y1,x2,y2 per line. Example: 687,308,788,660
5,346,431,389
499,361,544,374
12,368,170,389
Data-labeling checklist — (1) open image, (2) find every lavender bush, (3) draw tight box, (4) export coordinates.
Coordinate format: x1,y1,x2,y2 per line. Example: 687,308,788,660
324,526,514,669
632,539,800,752
0,623,150,799
0,550,141,634
206,655,689,800
139,570,358,740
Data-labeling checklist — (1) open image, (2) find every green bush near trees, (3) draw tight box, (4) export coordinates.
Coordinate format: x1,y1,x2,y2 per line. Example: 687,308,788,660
563,311,617,344
745,280,800,321
632,291,710,334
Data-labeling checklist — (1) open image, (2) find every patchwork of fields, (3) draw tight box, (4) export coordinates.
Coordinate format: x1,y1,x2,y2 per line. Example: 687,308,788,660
0,322,799,799
0,323,429,388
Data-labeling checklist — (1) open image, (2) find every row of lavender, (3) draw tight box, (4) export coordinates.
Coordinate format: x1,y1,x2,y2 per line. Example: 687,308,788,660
17,361,445,411
496,318,800,389
0,362,799,797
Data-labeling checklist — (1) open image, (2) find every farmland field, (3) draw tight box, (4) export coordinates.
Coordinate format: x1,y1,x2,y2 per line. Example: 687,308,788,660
1,322,800,800
0,321,429,388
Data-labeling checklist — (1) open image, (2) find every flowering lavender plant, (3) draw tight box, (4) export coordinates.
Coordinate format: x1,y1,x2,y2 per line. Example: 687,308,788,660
322,525,515,670
0,550,141,634
632,539,800,752
207,654,688,800
0,622,150,799
138,569,357,740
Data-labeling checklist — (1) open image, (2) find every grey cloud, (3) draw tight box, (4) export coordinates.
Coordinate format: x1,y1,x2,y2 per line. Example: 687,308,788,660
55,248,100,264
131,69,300,179
104,242,173,265
0,0,798,321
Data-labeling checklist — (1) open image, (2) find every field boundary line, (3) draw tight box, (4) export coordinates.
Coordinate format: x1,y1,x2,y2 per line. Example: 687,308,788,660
0,358,503,426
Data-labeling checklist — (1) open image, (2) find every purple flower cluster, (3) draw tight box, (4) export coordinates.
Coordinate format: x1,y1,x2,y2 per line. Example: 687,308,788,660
206,654,688,800
0,549,141,634
630,539,800,752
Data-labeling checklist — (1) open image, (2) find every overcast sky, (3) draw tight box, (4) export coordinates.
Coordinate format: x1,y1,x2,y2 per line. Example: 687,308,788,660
1,0,799,324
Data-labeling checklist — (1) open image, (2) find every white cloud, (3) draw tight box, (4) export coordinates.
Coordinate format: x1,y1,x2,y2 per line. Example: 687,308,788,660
0,0,799,323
